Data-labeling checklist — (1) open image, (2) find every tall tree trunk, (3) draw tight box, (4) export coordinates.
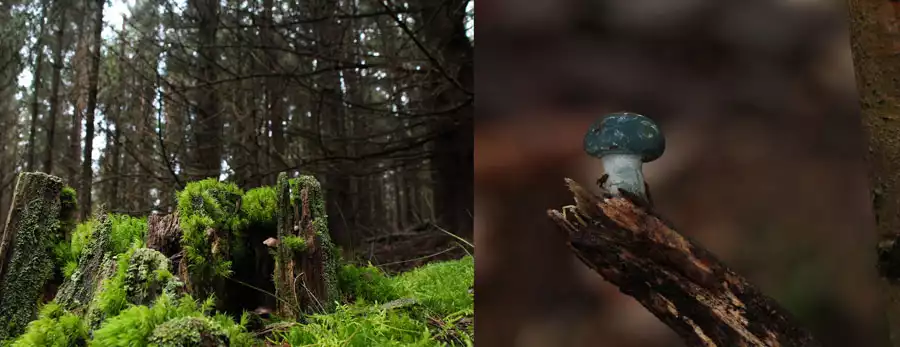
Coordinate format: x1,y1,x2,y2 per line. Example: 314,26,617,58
189,0,222,180
69,0,89,196
263,0,285,185
848,0,900,346
79,0,104,220
27,0,49,172
412,0,474,238
312,0,353,252
44,1,67,175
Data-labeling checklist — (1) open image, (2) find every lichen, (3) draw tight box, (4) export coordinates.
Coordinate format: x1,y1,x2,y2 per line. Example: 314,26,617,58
147,316,229,347
0,172,64,341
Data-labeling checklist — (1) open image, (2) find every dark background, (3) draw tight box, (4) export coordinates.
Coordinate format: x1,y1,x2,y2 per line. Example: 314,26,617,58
475,0,888,346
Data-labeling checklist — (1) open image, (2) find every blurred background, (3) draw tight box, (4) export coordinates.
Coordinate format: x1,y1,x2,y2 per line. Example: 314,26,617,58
474,0,889,346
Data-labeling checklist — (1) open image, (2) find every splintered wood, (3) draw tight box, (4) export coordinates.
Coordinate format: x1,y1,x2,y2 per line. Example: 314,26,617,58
547,178,820,347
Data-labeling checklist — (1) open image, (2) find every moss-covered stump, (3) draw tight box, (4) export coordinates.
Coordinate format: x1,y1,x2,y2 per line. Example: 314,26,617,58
44,186,78,302
0,172,65,341
56,215,115,313
176,179,246,310
148,316,229,347
273,173,339,318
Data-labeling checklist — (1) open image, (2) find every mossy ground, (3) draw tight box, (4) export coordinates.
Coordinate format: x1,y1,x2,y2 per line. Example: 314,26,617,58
4,175,474,346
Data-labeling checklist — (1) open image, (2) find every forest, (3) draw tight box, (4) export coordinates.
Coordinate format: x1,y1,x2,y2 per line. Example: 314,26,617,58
0,0,474,345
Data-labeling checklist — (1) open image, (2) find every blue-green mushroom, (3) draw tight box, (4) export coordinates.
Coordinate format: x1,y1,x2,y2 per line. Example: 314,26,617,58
583,112,665,200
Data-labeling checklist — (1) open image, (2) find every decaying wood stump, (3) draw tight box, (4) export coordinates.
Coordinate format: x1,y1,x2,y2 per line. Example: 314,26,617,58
147,212,184,270
547,178,821,347
0,172,65,340
56,213,116,312
273,173,339,318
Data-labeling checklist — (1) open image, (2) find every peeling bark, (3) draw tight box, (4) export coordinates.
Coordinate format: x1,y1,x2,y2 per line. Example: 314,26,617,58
547,179,821,347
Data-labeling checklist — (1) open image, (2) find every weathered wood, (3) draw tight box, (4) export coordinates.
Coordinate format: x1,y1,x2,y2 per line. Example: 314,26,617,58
56,214,114,313
273,173,339,318
147,212,184,269
547,178,821,347
0,172,65,340
847,1,900,345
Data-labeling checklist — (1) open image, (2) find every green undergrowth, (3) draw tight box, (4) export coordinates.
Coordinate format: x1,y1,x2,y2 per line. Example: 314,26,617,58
54,214,148,279
275,255,475,346
6,176,473,346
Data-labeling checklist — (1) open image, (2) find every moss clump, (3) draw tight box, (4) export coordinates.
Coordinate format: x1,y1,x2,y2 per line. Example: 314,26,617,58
337,264,398,304
277,303,437,347
90,246,180,327
91,294,253,347
282,235,306,252
241,186,276,229
0,172,64,341
10,302,88,347
177,179,246,296
108,214,148,255
148,316,229,346
392,256,474,316
56,215,146,280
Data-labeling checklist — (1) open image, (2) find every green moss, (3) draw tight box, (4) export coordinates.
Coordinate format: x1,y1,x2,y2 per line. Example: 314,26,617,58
241,186,276,228
392,256,474,316
148,316,229,346
0,172,64,341
91,294,253,347
108,214,148,255
282,235,306,252
90,246,179,327
276,303,437,347
177,179,246,296
337,264,398,304
10,303,88,347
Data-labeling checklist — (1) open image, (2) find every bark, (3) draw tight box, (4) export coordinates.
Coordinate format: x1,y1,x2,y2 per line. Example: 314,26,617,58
44,1,67,175
408,0,474,238
189,0,223,180
79,0,104,220
547,178,821,347
0,172,64,340
27,0,49,172
846,0,900,345
312,0,354,252
273,173,339,318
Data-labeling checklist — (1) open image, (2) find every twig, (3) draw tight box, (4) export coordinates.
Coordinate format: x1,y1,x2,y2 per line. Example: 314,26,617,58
546,178,821,347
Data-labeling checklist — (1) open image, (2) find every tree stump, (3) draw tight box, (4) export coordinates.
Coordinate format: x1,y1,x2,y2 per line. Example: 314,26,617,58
0,172,65,340
56,214,115,313
547,178,822,347
273,173,339,318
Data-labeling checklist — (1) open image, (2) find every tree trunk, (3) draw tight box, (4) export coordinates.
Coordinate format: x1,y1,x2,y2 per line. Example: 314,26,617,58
189,0,223,180
27,0,49,172
79,0,104,220
44,2,67,175
847,1,900,346
0,172,64,340
411,0,474,238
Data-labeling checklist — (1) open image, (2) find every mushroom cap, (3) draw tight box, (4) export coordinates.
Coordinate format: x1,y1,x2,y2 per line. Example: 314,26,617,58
583,112,665,162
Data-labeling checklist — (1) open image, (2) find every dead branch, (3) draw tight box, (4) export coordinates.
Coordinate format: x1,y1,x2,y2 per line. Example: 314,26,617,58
547,178,821,347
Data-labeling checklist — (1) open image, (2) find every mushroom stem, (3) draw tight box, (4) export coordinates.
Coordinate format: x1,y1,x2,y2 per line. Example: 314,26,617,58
601,154,647,199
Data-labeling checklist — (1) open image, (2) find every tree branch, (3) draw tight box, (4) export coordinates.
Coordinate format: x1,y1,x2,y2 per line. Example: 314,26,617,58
546,178,821,347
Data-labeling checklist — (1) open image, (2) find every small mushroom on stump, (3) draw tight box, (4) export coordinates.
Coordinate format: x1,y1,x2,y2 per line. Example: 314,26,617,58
263,237,280,248
583,111,665,202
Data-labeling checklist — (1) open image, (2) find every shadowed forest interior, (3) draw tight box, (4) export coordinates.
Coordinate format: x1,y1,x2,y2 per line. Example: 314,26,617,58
0,0,473,267
0,0,474,345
